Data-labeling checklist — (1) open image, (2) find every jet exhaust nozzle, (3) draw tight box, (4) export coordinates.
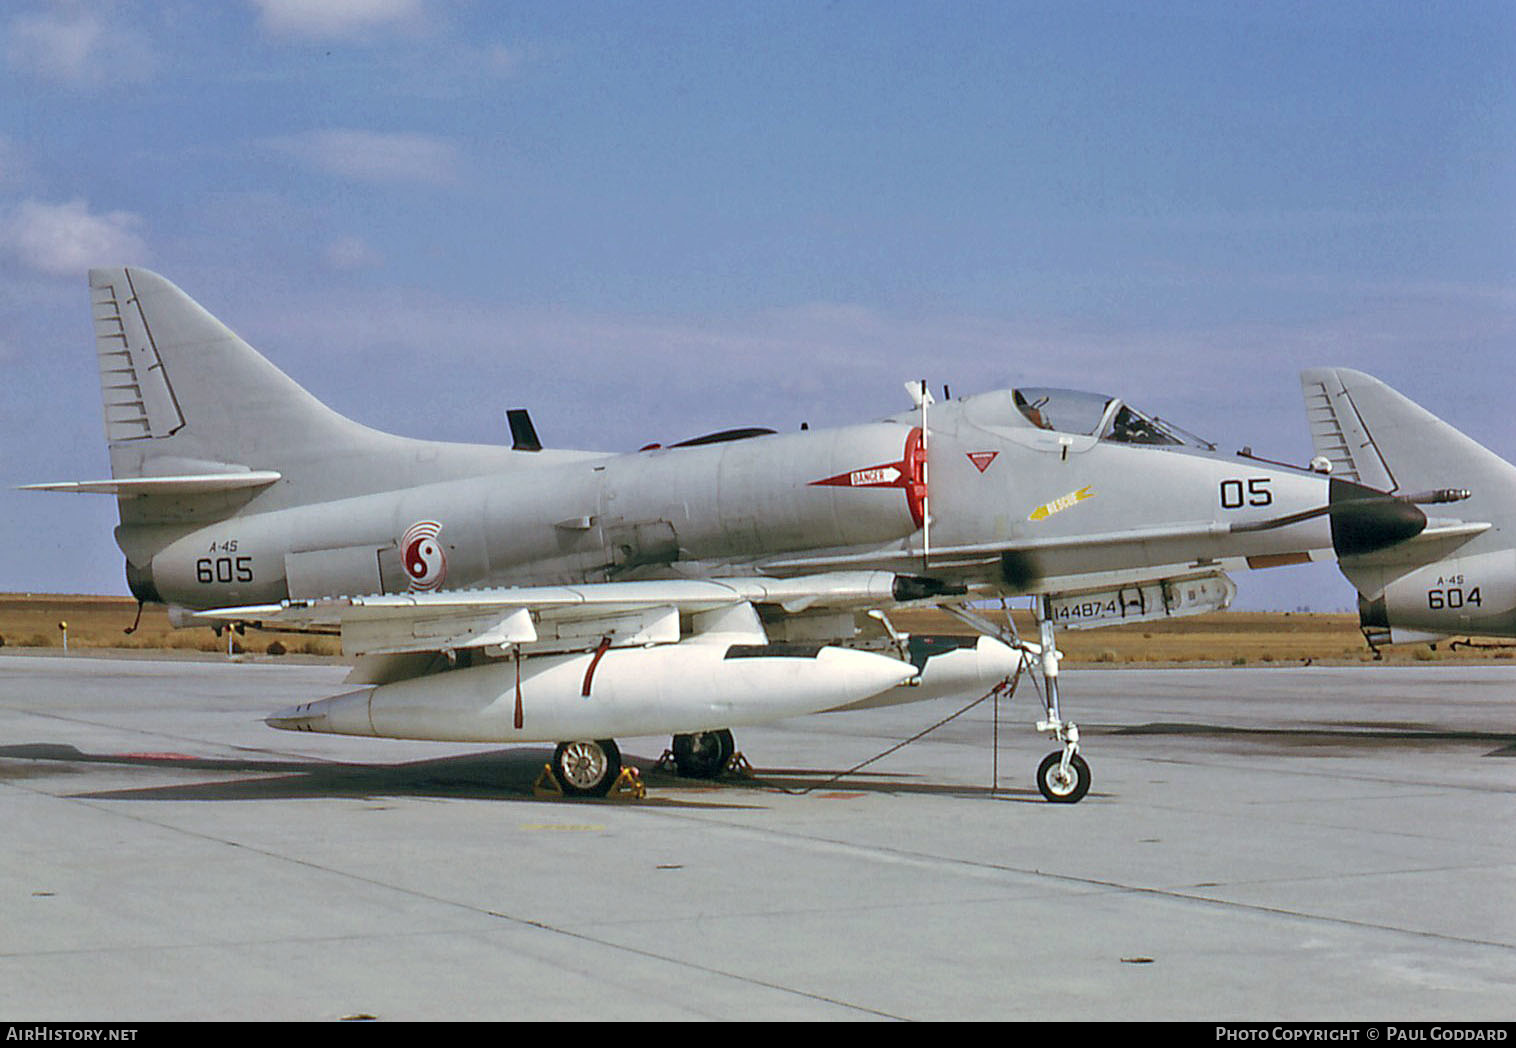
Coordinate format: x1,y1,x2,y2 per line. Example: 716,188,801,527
1357,592,1389,630
1328,479,1428,557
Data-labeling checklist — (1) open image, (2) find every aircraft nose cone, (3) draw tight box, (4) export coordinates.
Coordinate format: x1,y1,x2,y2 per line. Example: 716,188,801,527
1328,478,1428,557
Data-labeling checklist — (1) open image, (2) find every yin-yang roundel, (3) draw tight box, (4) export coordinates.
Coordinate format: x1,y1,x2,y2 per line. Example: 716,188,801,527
400,520,447,591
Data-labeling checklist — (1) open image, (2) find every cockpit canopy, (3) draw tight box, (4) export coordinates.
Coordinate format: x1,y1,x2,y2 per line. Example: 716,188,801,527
1012,388,1209,448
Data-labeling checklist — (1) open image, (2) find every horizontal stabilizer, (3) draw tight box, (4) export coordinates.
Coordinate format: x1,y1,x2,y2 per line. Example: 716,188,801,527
21,471,281,496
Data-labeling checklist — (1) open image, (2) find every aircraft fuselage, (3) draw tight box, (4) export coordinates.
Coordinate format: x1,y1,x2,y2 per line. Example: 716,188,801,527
123,390,1339,612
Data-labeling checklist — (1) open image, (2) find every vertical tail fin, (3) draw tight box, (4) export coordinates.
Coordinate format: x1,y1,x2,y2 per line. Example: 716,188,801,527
91,266,368,487
30,269,550,605
1300,368,1516,510
76,268,514,517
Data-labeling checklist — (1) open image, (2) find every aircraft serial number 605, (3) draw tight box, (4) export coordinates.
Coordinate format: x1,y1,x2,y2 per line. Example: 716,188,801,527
196,556,254,584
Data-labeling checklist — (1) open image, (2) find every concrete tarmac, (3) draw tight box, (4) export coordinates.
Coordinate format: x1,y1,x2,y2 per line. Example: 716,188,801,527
0,652,1511,1021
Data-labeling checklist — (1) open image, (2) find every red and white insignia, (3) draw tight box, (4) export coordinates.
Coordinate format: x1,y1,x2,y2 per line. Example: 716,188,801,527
966,451,999,473
809,427,928,527
400,520,447,591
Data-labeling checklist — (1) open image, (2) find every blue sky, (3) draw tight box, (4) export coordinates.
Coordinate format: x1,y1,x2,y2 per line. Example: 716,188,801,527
1,1,1512,611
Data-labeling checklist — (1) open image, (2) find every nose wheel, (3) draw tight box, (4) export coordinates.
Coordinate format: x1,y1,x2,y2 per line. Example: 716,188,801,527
1036,749,1091,803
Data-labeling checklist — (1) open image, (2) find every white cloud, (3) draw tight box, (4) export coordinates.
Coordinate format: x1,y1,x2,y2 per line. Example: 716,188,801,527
269,129,462,186
251,0,426,40
323,235,384,270
3,199,149,276
4,7,154,86
481,43,521,76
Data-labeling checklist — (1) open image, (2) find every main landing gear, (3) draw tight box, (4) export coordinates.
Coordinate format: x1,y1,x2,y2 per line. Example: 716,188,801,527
945,596,1093,804
546,594,1095,803
551,738,623,797
670,728,736,779
547,729,739,797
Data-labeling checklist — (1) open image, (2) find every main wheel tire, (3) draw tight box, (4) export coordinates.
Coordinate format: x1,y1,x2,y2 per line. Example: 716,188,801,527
1036,750,1091,804
553,739,622,797
671,729,734,778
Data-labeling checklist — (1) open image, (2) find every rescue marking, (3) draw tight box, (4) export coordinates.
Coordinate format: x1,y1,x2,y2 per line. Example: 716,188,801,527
1029,487,1094,522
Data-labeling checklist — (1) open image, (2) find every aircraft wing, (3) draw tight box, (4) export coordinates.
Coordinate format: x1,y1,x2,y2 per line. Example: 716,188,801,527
203,571,912,658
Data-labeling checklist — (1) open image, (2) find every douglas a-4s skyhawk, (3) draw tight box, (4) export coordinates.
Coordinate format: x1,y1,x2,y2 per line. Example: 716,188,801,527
28,269,1439,801
1302,367,1505,651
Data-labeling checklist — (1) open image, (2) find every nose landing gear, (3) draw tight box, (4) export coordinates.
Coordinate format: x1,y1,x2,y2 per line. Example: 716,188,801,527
945,596,1093,804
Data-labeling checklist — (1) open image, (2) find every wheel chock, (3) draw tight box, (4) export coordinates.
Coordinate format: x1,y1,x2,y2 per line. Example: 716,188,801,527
609,766,646,800
533,764,564,798
531,764,647,801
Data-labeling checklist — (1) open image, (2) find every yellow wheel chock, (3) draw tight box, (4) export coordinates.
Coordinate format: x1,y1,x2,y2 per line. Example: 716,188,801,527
533,764,563,798
533,763,646,800
610,766,646,799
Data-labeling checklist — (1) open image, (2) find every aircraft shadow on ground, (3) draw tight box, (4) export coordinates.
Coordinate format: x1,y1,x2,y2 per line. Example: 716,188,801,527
0,742,1050,805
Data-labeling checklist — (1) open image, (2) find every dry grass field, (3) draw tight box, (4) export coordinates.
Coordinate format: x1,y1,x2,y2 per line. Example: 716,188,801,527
882,607,1512,665
3,593,1512,665
0,594,340,657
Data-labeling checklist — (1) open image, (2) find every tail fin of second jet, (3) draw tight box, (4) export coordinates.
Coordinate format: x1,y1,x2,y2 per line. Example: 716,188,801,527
1301,367,1516,508
1301,367,1516,643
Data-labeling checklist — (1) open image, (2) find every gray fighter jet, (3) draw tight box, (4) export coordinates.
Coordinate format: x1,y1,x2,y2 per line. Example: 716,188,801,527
1301,367,1507,650
26,270,1428,801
